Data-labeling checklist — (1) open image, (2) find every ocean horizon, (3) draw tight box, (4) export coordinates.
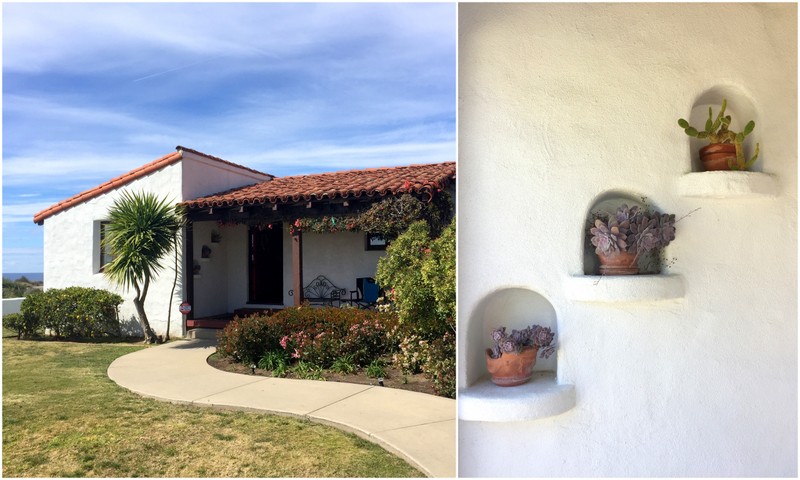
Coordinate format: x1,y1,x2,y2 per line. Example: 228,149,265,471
3,272,44,282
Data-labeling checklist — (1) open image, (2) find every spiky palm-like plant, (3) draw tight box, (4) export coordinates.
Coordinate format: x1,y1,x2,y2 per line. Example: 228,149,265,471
103,191,184,343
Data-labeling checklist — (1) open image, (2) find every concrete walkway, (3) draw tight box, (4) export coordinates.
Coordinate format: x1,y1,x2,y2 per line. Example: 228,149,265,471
107,339,455,478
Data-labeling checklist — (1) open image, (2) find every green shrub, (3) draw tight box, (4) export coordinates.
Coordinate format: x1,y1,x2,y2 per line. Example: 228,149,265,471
217,314,283,364
331,354,358,375
366,359,387,378
375,219,456,397
375,219,455,338
423,220,455,323
258,351,288,377
291,361,325,380
3,312,40,339
20,287,123,338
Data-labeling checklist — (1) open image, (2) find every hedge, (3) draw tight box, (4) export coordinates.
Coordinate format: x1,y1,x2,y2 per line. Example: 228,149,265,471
20,287,124,338
216,306,398,368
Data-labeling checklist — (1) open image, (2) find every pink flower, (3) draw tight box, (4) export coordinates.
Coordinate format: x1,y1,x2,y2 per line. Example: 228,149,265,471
292,349,300,359
280,335,289,349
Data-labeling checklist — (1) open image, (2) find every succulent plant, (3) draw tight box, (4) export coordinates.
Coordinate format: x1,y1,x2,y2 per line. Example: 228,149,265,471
677,99,760,170
589,204,676,257
488,325,556,360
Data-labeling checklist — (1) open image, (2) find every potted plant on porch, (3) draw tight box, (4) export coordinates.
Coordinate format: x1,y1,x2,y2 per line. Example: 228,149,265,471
589,204,676,275
486,325,556,387
677,99,760,171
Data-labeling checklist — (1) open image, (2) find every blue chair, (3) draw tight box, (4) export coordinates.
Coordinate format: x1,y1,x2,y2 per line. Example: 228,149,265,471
351,277,380,309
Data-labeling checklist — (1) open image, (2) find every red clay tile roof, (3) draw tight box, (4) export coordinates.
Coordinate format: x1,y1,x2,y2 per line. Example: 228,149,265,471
33,146,272,224
182,162,456,210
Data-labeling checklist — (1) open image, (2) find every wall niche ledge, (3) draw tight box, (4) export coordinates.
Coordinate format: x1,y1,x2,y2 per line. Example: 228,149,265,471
677,171,778,198
563,274,685,303
459,372,575,422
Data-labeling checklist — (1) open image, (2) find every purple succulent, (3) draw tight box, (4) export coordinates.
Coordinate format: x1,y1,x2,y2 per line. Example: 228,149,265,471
590,205,677,257
659,214,676,244
499,340,516,353
488,324,556,359
614,204,639,225
532,326,554,348
590,219,628,255
490,327,506,343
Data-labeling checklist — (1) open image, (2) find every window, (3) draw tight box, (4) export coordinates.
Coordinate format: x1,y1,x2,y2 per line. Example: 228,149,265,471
365,233,387,251
99,221,114,272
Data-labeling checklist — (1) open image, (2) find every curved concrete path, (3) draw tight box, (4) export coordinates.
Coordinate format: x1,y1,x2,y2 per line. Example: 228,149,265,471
107,339,455,478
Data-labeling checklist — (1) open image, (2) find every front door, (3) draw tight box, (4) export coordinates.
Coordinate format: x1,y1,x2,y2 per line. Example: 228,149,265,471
249,225,283,304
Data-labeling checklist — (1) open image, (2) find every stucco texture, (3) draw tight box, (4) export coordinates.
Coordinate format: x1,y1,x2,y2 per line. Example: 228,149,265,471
458,3,797,477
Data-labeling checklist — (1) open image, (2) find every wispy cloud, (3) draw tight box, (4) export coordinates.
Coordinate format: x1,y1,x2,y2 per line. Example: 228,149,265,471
2,202,56,223
2,2,455,272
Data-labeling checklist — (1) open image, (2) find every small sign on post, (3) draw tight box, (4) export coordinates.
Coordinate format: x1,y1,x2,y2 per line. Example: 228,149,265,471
179,301,192,315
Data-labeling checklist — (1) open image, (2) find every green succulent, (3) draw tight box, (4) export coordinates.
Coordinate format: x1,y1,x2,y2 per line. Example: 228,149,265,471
677,99,760,170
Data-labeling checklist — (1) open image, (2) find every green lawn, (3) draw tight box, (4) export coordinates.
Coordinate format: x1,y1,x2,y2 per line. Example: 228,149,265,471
2,334,422,477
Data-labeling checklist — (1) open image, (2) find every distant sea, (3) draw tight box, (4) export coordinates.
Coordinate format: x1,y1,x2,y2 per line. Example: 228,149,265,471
3,272,44,282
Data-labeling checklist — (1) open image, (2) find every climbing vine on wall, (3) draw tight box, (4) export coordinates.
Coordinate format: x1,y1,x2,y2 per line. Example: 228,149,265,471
217,191,453,238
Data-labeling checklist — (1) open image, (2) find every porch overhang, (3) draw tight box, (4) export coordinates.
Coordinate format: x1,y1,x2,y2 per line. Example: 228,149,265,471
180,161,455,320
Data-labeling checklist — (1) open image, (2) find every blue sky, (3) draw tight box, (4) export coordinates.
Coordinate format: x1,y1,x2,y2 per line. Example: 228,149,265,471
2,2,456,274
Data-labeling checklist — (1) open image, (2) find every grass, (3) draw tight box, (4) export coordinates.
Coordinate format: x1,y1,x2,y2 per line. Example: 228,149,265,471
2,332,422,477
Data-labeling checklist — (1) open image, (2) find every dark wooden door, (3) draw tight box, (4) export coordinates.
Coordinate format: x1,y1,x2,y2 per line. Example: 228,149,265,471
249,224,283,304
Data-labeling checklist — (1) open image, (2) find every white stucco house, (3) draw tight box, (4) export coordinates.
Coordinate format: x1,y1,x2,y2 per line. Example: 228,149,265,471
458,3,796,478
34,146,455,338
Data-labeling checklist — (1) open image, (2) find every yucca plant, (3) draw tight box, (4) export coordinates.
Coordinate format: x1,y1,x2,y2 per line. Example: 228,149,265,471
677,99,760,170
102,191,184,343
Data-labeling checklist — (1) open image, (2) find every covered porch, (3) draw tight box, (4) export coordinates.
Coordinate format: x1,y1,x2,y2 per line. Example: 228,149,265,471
179,162,456,332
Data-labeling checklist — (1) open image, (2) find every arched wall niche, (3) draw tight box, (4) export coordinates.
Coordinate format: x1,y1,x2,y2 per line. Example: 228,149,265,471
682,85,761,172
465,287,558,386
582,190,670,275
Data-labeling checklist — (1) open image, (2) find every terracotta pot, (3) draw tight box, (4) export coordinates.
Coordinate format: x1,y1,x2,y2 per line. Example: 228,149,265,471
485,347,538,387
699,143,736,171
597,250,639,275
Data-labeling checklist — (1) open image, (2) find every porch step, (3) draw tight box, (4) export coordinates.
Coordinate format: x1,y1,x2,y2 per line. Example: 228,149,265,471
186,318,232,329
185,328,220,340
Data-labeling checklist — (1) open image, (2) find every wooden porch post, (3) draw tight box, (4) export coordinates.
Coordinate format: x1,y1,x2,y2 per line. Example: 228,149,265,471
292,230,303,306
185,222,194,320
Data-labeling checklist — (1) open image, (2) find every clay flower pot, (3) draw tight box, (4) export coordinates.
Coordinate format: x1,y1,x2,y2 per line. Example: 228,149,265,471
597,251,639,275
485,347,539,386
699,143,736,171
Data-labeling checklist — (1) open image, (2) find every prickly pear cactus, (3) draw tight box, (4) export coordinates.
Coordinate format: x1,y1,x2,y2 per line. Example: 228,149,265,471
677,99,761,170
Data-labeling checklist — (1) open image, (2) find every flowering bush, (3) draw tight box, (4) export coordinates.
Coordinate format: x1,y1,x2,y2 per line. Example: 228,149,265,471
392,332,428,375
216,314,284,363
488,325,556,360
422,330,455,398
375,219,455,338
217,306,397,369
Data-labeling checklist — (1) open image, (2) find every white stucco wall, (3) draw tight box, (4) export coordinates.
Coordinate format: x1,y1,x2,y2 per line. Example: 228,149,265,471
191,221,230,318
180,151,271,200
42,151,273,337
216,224,386,312
301,230,387,297
43,163,185,338
458,3,796,477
